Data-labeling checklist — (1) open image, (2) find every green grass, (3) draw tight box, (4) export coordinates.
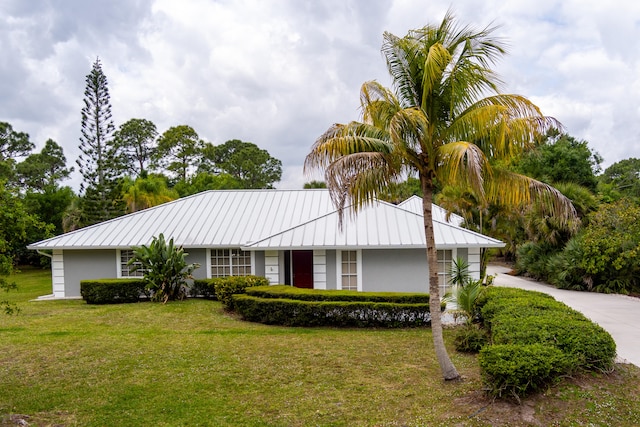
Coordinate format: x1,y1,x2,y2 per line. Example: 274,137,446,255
1,267,640,426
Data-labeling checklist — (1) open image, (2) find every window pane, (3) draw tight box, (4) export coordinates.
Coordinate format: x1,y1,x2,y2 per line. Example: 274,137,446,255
212,249,251,278
341,250,357,291
121,250,145,277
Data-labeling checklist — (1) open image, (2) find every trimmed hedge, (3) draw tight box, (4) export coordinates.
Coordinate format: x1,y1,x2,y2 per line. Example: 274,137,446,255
232,294,432,327
479,344,571,399
189,278,221,300
215,276,270,309
476,286,617,398
245,285,432,304
80,279,148,304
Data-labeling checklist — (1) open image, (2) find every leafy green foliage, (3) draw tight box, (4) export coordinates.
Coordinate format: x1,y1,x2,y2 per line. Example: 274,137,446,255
214,275,269,309
0,182,53,312
189,278,221,299
575,200,640,293
245,285,434,303
0,183,53,266
172,172,242,197
200,139,282,189
443,257,487,325
0,121,34,183
545,236,590,290
0,278,20,315
476,287,616,398
80,278,148,304
378,177,422,204
129,234,200,303
120,174,178,213
598,158,640,203
453,324,488,353
234,295,433,327
154,125,203,181
112,118,158,177
234,286,438,327
15,139,73,191
515,131,602,191
303,180,326,189
479,344,570,399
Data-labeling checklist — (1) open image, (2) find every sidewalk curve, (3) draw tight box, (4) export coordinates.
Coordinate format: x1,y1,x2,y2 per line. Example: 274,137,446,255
486,264,640,367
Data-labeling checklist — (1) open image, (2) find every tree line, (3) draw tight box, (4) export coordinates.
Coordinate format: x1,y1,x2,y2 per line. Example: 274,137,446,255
0,58,282,269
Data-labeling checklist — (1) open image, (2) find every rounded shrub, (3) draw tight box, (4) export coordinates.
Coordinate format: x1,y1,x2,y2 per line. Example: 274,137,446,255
479,343,571,399
215,276,270,309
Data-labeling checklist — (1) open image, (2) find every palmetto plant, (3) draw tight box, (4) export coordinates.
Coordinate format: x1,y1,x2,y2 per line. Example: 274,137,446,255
129,233,199,303
305,11,575,380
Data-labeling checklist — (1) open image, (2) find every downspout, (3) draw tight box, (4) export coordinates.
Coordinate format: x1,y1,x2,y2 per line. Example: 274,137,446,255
37,250,53,258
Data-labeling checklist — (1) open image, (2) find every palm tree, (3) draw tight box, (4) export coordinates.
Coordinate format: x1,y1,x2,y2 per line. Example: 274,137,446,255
304,11,575,380
121,174,179,213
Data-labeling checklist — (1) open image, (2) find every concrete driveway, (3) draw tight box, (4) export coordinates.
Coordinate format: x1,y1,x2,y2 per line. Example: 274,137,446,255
486,264,640,367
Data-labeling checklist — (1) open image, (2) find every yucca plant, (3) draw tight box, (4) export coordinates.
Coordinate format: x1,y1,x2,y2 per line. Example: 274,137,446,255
129,233,199,303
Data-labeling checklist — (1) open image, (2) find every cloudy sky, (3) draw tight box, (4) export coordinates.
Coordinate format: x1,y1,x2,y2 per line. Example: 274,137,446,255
2,0,639,190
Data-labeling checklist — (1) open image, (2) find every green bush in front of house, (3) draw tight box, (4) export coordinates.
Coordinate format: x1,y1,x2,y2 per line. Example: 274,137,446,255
215,276,270,309
479,343,571,399
232,294,432,327
80,279,148,304
245,285,433,304
475,286,617,399
190,278,222,300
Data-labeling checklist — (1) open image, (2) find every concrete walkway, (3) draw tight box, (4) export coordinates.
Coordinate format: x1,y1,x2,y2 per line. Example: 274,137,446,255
486,264,640,367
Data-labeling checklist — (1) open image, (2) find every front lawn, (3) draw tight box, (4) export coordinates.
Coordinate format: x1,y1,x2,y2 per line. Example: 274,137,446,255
1,267,639,426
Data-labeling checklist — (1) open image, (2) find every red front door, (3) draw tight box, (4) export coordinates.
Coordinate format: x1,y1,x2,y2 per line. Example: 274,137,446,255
292,250,314,288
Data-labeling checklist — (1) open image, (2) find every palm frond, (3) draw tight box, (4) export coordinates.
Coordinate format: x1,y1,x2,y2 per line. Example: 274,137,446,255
304,122,393,171
437,141,490,198
486,168,577,225
324,152,401,226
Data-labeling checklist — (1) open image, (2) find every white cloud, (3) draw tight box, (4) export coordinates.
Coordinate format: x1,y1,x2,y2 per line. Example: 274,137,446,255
2,0,640,191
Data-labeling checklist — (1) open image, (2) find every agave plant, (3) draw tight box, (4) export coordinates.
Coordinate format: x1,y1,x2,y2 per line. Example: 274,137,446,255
129,233,200,303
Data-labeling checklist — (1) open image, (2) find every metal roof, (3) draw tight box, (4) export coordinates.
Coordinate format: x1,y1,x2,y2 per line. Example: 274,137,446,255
244,200,504,250
28,189,504,250
398,195,464,226
28,189,336,250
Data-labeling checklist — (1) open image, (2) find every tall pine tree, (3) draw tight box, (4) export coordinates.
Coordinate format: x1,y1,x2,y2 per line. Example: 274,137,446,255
76,58,123,226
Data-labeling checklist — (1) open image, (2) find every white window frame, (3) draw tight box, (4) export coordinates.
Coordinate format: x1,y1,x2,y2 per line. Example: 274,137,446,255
336,249,362,292
117,249,146,278
437,249,454,296
207,248,253,278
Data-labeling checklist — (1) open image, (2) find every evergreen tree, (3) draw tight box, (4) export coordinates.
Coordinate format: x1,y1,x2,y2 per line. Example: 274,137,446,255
76,58,123,225
154,125,203,182
16,139,73,191
112,118,158,177
0,122,35,184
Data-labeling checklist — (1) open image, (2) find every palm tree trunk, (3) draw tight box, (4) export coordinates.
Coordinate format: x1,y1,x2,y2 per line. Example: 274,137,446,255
421,174,460,381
